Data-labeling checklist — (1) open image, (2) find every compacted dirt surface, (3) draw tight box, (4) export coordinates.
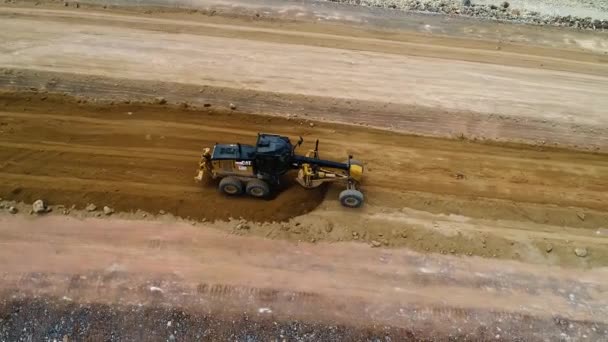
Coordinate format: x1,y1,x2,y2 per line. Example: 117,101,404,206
0,214,607,340
0,0,607,340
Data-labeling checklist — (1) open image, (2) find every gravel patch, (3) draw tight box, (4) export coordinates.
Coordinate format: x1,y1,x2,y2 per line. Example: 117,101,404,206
2,296,607,341
0,297,415,341
324,0,608,30
474,0,608,19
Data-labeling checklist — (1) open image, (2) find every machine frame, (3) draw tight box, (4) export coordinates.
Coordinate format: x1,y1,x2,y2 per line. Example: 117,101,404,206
195,133,364,208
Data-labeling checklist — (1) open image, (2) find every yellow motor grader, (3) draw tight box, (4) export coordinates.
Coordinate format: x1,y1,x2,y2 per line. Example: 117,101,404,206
195,133,364,208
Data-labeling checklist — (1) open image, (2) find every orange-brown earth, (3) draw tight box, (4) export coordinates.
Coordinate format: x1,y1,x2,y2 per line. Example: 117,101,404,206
1,1,607,339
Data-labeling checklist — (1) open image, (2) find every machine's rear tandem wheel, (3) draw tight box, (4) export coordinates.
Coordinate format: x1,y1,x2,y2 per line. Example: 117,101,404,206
195,133,365,208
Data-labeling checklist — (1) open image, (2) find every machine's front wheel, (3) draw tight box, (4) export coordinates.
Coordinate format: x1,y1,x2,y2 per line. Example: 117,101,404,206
339,189,364,208
246,179,270,198
219,177,243,196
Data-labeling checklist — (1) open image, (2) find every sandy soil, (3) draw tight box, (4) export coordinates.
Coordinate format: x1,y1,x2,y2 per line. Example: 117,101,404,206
0,92,607,268
0,1,607,339
1,5,608,151
0,214,606,340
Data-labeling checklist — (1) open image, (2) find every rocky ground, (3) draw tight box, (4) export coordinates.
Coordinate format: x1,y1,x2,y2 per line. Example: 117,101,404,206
325,0,608,30
0,298,409,341
0,297,411,341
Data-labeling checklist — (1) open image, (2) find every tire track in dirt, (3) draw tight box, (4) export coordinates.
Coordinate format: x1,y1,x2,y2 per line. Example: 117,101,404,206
2,6,607,76
2,6,608,148
1,92,608,266
0,217,606,339
0,141,195,161
1,92,608,224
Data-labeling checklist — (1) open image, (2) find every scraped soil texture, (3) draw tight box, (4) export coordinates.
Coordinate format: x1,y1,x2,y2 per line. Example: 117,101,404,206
2,91,608,266
0,92,327,222
2,91,608,221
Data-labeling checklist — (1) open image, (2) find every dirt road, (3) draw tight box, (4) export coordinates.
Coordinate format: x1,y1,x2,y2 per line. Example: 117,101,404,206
0,214,606,340
1,1,608,339
1,93,607,268
1,4,608,150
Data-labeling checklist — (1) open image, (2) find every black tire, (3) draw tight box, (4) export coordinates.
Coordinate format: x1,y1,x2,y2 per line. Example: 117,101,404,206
219,177,243,196
339,189,364,208
246,179,270,198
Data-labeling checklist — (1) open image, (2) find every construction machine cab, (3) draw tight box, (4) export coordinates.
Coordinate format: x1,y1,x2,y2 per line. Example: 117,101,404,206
254,133,294,177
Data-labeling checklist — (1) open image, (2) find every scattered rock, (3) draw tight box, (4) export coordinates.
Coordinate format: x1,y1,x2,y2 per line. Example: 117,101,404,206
32,199,47,214
203,103,211,107
8,206,18,214
370,240,381,248
309,122,315,128
85,203,97,212
501,1,509,8
159,210,166,215
103,206,114,215
574,247,588,257
577,212,586,221
545,244,553,253
229,103,237,110
155,97,167,105
454,172,465,180
149,286,164,293
236,223,250,230
324,223,333,233
462,0,471,7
